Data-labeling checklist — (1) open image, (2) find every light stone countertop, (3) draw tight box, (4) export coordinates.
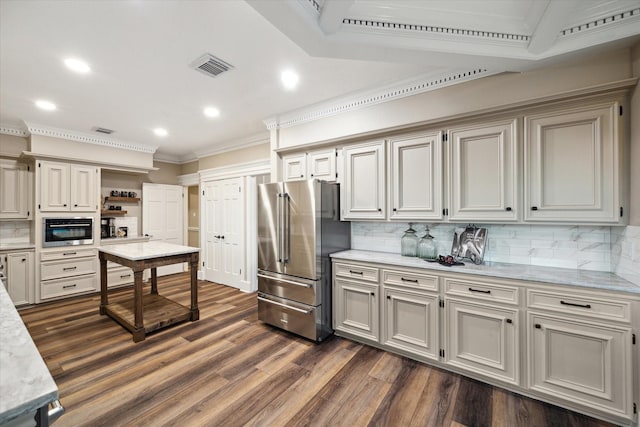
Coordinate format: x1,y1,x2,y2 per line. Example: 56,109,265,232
0,282,58,423
98,240,199,261
0,243,35,251
331,249,640,295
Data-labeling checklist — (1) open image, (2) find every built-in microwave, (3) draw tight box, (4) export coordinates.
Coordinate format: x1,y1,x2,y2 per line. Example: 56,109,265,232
43,217,94,247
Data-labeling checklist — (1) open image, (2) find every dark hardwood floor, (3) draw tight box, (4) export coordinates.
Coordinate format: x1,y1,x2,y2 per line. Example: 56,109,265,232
20,273,615,427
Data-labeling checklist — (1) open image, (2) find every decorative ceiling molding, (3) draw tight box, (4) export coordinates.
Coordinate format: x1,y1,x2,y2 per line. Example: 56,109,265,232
22,122,157,154
265,68,495,130
560,7,640,37
199,158,271,182
0,125,28,137
193,131,270,159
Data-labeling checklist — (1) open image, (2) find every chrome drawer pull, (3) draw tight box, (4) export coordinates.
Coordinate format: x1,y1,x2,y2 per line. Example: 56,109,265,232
257,273,312,288
469,287,491,294
257,296,312,314
63,266,77,271
62,284,77,289
349,270,363,275
560,300,591,309
401,277,418,283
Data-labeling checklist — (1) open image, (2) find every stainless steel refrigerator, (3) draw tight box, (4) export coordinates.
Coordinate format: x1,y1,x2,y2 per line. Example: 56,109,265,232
257,180,350,342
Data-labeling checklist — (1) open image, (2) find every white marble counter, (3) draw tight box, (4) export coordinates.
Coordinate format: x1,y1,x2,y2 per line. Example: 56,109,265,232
0,282,58,424
100,235,151,245
98,240,199,261
0,243,35,251
331,250,640,295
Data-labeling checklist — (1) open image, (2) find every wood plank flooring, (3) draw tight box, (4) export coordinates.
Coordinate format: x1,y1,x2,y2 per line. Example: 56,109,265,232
19,273,615,427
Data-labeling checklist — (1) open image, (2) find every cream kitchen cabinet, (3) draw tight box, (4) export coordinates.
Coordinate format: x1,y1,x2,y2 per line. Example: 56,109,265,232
342,140,385,220
3,250,34,306
39,248,97,301
333,262,380,342
388,132,443,221
0,159,31,220
448,119,518,222
39,160,98,212
524,101,623,223
382,269,439,361
282,149,337,182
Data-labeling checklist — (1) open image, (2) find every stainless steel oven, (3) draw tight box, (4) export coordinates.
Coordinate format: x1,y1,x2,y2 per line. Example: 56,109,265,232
43,217,94,247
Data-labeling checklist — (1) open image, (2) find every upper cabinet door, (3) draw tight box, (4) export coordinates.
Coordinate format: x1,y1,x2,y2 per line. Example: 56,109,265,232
0,160,30,219
307,149,336,182
524,102,621,223
449,119,518,222
39,161,70,212
389,132,442,220
70,165,97,211
343,140,386,220
282,153,306,182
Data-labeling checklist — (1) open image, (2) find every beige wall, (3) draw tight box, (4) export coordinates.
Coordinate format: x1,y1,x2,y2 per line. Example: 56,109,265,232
147,161,181,185
630,43,640,226
198,143,270,170
0,134,28,158
181,160,199,175
30,134,154,169
275,48,633,149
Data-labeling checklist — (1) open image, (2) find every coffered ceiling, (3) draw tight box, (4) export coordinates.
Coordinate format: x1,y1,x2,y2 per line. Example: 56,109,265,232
1,0,638,163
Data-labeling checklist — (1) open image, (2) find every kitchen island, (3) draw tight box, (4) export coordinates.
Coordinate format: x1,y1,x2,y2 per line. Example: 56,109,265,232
98,241,200,342
0,283,61,426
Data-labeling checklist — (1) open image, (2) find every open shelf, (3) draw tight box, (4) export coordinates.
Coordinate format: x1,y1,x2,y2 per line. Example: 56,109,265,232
104,197,140,202
101,210,128,215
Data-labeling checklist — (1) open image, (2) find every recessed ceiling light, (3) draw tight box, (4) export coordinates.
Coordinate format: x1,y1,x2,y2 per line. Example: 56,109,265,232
64,58,91,73
153,128,168,137
281,69,299,90
203,107,220,118
35,100,56,111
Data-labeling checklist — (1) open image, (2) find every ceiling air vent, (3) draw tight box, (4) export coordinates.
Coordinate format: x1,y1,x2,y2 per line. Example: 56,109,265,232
190,53,234,78
92,126,114,135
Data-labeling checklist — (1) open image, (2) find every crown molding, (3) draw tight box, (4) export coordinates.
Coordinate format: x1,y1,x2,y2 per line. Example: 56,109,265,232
264,68,496,130
177,172,199,186
199,158,270,182
22,122,158,154
152,153,198,165
0,125,28,137
193,132,270,159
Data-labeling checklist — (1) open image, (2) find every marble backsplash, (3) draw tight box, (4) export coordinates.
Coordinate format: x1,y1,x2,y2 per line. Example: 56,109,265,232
351,222,639,281
0,221,31,244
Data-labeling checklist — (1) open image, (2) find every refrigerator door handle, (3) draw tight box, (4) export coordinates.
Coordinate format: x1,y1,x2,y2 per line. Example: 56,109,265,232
276,193,282,263
257,273,313,288
284,193,291,264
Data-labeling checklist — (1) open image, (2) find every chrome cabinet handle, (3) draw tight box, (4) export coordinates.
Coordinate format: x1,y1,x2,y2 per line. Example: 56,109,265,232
257,296,312,314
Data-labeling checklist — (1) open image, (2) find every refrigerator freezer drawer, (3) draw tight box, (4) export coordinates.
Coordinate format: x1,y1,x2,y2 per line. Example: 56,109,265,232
257,293,321,341
257,271,319,306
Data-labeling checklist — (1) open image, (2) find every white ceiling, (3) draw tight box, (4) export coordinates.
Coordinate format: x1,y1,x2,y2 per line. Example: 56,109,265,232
1,0,639,163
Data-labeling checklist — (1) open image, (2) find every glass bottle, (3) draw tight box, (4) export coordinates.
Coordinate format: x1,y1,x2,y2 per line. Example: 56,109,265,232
401,223,419,257
417,226,438,261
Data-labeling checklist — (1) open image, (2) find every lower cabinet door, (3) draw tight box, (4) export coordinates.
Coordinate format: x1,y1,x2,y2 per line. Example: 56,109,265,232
528,312,632,419
445,298,519,385
383,286,439,360
334,278,379,342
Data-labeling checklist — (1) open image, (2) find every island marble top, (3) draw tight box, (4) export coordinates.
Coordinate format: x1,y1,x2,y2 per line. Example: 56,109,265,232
98,240,199,261
331,250,640,295
0,283,58,423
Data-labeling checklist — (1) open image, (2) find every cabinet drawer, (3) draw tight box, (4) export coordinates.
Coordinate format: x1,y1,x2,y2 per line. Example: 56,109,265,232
108,267,134,287
41,247,96,261
382,269,438,292
527,290,631,323
334,262,379,283
41,274,97,299
41,257,96,280
444,278,519,305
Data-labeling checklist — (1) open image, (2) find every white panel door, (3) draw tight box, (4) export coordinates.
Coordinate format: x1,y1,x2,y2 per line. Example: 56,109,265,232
449,119,518,222
528,312,632,418
39,161,69,211
524,103,619,223
0,160,29,219
389,132,442,220
342,140,386,220
203,177,245,289
142,183,184,276
334,278,379,342
70,165,97,211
